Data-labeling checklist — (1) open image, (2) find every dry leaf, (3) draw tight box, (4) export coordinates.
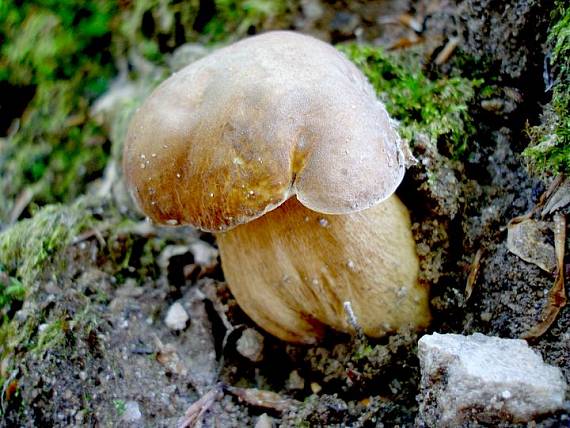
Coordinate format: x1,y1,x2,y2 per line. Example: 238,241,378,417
507,219,556,273
522,214,567,340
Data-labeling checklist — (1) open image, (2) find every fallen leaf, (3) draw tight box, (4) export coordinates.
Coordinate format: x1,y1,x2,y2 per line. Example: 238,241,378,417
507,219,556,273
522,214,567,341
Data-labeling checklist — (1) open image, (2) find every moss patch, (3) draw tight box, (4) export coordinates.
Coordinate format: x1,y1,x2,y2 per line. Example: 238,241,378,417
0,200,92,288
0,0,295,223
0,271,25,313
202,0,291,41
0,2,116,222
523,1,570,174
338,44,482,157
32,318,69,356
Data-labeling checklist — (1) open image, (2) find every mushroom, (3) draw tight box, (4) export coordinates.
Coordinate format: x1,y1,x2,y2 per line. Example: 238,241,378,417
123,31,431,343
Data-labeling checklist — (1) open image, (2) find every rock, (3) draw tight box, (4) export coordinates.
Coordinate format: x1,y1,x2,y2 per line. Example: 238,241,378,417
121,400,143,423
330,11,360,37
236,328,264,362
168,43,210,72
115,278,145,298
417,333,567,427
155,341,188,377
188,240,219,269
301,0,324,22
286,370,305,391
164,302,189,331
255,413,274,428
157,245,193,279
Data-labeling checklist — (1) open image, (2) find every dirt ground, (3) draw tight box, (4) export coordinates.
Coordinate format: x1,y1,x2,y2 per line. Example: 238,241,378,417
0,0,568,427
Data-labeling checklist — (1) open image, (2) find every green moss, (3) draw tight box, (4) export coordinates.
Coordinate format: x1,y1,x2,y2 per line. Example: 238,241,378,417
0,2,116,222
33,318,68,356
0,2,116,86
113,399,127,417
115,0,198,62
338,44,482,157
0,0,295,223
0,311,39,363
352,342,375,361
204,0,290,41
0,80,110,221
0,272,25,311
116,0,291,53
0,200,93,288
523,1,570,174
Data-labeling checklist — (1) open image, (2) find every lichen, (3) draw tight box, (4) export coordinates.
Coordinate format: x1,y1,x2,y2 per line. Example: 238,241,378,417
338,44,482,158
523,1,570,174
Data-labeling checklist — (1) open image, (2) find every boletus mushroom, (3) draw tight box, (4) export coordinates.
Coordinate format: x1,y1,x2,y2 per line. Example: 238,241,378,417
123,31,430,343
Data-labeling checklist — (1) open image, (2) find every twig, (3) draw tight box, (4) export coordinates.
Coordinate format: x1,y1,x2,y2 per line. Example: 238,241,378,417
177,385,223,428
434,36,460,65
465,248,483,301
508,176,563,227
224,385,300,413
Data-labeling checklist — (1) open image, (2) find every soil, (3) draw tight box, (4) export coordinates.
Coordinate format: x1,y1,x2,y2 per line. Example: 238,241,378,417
1,1,568,427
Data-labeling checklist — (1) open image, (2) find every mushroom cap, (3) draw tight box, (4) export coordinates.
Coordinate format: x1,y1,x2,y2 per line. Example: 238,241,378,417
124,31,405,231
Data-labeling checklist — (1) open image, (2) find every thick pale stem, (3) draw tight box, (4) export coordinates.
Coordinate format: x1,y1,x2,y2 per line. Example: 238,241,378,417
216,195,430,343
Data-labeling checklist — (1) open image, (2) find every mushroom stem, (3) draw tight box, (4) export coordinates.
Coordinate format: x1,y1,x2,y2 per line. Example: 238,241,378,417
216,195,431,344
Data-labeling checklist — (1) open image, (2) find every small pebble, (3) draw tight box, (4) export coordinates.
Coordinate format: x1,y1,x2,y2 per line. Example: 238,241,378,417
236,328,264,362
255,413,274,428
286,370,305,391
121,400,143,422
165,302,189,331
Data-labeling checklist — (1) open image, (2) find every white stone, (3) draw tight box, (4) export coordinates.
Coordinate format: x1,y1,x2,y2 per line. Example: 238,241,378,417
236,328,264,362
417,333,567,427
165,302,189,331
189,240,218,267
255,413,274,428
286,370,305,391
121,400,143,422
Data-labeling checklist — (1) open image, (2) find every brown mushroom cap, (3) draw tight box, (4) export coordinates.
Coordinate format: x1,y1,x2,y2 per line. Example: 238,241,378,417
124,31,405,231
